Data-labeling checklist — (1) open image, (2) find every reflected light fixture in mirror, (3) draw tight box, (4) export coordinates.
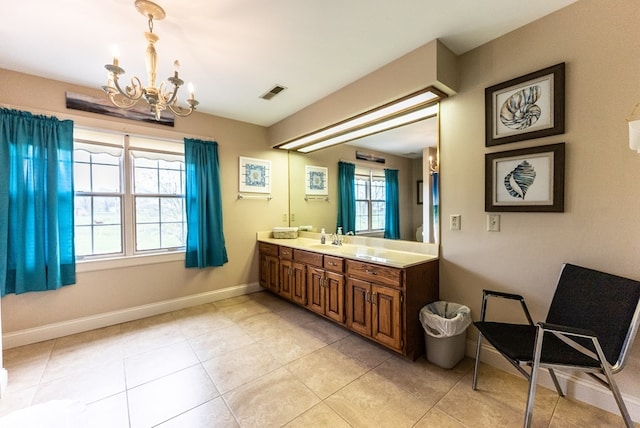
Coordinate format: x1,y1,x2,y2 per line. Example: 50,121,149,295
276,87,446,153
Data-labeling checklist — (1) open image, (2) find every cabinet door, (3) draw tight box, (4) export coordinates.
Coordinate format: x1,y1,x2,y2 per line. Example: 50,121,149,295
260,253,279,293
325,271,345,323
371,285,402,350
290,261,307,306
307,266,325,315
346,278,371,336
279,259,293,300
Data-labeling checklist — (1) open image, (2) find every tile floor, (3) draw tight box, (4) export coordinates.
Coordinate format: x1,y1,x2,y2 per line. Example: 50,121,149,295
0,291,634,427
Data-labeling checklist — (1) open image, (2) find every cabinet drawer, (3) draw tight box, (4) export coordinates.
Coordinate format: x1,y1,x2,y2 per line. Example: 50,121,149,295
258,242,279,257
279,246,294,260
324,255,344,273
294,249,323,267
346,260,402,288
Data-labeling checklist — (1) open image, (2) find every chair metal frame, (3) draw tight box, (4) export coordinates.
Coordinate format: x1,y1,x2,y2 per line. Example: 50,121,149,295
472,264,640,428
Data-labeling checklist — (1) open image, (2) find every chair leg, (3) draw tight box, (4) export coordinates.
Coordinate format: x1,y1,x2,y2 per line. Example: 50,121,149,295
547,368,564,397
524,326,544,428
599,359,633,427
472,333,483,390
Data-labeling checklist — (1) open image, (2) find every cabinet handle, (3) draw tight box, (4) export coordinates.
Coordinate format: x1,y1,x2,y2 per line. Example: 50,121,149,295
371,292,377,305
365,269,377,275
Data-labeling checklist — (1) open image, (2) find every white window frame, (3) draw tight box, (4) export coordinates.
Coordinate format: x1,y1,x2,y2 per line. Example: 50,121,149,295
355,167,386,233
73,128,186,271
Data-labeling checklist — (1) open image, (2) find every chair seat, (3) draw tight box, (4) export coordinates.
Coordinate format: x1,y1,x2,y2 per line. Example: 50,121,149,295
474,321,601,368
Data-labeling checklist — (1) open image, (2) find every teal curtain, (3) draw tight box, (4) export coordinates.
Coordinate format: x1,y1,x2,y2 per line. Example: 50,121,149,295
336,161,356,234
384,168,400,239
184,138,228,268
0,108,75,296
432,172,439,243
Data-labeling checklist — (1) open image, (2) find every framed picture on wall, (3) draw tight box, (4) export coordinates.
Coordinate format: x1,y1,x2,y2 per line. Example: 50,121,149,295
485,63,565,146
239,156,271,193
485,143,565,212
305,165,328,195
417,180,423,205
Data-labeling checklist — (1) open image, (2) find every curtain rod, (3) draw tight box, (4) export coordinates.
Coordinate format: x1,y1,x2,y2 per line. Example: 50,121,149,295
1,102,218,143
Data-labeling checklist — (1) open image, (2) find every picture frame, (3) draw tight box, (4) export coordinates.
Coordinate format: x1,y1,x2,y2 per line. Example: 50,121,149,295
417,180,423,205
485,143,565,212
485,63,565,146
239,156,271,193
305,165,328,195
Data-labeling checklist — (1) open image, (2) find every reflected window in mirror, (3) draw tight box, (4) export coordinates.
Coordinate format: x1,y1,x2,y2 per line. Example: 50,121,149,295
355,167,386,233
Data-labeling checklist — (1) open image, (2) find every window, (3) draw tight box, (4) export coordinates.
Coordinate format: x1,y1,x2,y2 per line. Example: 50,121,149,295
73,129,185,259
355,168,386,233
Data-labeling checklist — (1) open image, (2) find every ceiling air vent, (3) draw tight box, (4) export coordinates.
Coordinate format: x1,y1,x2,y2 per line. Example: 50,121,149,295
260,84,287,100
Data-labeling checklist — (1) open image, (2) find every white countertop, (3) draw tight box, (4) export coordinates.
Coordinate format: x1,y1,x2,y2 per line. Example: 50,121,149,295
257,232,438,269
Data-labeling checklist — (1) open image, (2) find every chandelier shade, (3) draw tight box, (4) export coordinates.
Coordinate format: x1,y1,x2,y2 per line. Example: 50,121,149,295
102,0,198,120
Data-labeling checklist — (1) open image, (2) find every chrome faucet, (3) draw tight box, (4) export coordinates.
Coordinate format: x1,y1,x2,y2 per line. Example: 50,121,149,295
331,233,342,246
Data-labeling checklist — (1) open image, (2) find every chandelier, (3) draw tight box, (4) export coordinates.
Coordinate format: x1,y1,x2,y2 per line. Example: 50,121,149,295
102,0,199,120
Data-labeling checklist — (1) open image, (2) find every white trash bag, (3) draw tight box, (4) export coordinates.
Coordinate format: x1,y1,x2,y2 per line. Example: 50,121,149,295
420,301,471,338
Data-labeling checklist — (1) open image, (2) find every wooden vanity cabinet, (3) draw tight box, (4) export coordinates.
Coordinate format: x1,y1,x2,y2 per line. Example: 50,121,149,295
258,241,439,360
258,242,279,293
346,262,402,351
299,250,346,324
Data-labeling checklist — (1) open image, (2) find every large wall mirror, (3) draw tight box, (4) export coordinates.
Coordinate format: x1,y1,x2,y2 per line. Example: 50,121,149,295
287,115,439,244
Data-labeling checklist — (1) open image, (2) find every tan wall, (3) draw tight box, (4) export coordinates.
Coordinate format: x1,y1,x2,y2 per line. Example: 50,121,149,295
267,39,458,147
439,0,640,399
0,69,289,332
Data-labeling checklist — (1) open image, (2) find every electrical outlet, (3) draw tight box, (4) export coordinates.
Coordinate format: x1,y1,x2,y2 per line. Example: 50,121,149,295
291,213,296,222
487,214,500,232
450,214,461,230
282,213,288,222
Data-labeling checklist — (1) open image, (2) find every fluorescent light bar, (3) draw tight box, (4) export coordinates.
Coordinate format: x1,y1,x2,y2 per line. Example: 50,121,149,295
278,87,443,151
298,104,438,153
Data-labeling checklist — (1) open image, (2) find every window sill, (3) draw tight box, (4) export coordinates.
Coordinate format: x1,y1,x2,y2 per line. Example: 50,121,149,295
76,251,185,273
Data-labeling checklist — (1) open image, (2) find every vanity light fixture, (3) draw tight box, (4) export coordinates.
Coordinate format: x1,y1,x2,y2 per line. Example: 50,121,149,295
277,87,446,153
102,0,199,120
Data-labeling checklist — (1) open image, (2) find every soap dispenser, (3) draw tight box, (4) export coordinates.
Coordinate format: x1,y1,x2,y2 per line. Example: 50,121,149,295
320,228,326,244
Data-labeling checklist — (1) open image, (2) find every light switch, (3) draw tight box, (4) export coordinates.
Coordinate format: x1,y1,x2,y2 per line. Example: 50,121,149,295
487,214,500,232
450,214,461,230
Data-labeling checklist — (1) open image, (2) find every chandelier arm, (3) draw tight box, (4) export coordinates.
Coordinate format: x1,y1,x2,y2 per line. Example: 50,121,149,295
168,103,195,117
108,92,142,110
112,75,145,102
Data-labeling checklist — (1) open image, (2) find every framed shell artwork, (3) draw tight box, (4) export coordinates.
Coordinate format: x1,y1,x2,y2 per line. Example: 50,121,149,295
485,63,565,146
485,143,565,212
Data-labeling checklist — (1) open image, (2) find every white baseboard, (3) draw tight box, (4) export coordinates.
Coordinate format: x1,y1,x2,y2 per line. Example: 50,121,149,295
2,282,263,350
467,339,640,423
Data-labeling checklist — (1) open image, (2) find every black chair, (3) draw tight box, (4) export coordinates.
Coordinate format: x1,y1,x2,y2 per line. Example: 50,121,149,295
472,263,640,428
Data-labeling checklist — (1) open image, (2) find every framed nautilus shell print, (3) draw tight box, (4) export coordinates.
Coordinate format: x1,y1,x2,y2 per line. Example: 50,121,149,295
485,143,565,212
485,63,565,146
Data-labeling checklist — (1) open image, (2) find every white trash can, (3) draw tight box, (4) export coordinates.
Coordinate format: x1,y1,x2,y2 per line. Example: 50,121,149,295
420,301,471,369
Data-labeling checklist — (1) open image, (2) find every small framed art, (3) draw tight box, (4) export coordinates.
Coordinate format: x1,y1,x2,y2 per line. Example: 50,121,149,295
305,165,328,195
485,63,565,146
485,143,565,212
239,156,271,193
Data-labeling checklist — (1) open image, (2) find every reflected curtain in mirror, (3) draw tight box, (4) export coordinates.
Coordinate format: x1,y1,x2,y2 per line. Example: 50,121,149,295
432,172,439,243
0,108,76,296
184,138,228,268
384,168,400,239
336,161,356,234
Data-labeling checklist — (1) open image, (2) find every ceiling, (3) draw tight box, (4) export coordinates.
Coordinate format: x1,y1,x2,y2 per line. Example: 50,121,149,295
1,0,576,133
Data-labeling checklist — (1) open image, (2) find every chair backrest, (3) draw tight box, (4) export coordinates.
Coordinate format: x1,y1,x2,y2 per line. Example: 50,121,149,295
546,263,640,370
